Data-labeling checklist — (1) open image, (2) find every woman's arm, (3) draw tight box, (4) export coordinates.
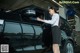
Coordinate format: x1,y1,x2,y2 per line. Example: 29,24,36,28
37,14,59,24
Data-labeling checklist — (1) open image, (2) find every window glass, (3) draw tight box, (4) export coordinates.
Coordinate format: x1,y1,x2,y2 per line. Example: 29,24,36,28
0,25,3,32
33,25,43,38
21,9,44,25
4,22,21,34
0,19,4,32
21,24,34,38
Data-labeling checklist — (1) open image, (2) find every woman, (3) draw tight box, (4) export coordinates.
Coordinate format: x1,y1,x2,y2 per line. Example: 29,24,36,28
37,7,61,53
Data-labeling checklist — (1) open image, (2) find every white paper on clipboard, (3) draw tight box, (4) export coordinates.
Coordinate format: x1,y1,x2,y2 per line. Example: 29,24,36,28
0,19,4,24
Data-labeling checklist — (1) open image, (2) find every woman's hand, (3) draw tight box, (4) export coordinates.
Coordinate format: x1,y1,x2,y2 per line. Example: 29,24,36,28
37,17,43,21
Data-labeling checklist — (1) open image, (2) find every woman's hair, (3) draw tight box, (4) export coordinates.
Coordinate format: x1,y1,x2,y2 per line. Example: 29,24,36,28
48,6,58,13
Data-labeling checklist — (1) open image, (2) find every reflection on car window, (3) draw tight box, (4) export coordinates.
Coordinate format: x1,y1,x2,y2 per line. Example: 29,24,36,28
4,22,21,34
22,24,34,36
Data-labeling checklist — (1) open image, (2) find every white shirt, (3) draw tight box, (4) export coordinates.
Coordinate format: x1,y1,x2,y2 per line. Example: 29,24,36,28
43,13,59,27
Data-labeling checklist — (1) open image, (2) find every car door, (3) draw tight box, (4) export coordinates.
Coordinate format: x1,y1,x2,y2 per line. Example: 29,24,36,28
3,21,23,52
3,13,24,52
0,19,4,43
21,23,35,52
33,24,43,50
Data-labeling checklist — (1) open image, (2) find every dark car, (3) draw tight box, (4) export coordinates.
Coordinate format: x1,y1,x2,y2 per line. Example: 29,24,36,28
0,5,76,53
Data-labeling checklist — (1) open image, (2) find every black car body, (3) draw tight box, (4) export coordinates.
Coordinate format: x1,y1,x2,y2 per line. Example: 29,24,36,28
0,5,76,53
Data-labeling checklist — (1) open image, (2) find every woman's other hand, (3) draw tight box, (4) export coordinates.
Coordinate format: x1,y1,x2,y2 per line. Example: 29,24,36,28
37,17,43,21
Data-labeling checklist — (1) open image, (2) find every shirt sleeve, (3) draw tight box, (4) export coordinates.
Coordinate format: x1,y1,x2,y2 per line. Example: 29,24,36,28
42,14,59,24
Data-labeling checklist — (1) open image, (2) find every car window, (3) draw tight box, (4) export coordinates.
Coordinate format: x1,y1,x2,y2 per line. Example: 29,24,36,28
0,26,3,33
4,22,21,34
21,24,34,38
33,25,43,38
0,19,4,32
21,9,44,25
